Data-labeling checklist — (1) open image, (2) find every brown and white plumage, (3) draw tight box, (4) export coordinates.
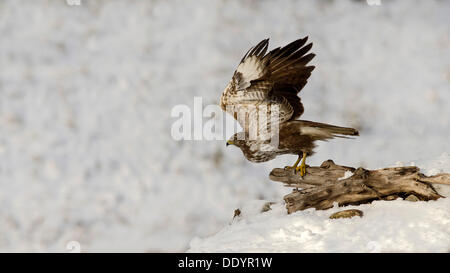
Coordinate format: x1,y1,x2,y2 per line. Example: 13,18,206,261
220,37,315,137
228,121,358,163
222,38,359,173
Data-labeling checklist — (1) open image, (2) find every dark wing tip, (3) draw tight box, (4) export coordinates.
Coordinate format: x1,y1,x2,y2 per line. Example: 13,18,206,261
302,42,313,53
299,53,316,65
240,38,270,63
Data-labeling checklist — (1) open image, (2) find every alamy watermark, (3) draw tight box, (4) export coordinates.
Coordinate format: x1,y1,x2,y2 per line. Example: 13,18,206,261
66,0,81,6
171,97,280,147
367,0,381,6
366,241,382,253
66,240,81,253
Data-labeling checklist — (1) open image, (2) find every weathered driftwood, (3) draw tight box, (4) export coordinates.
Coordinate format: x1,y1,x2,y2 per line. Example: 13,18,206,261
269,160,450,214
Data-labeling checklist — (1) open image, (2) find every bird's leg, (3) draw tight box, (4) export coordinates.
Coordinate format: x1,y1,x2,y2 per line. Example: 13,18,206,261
284,155,301,170
295,153,307,177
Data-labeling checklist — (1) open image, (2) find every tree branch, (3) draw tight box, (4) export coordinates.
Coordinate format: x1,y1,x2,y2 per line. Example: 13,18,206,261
269,160,448,214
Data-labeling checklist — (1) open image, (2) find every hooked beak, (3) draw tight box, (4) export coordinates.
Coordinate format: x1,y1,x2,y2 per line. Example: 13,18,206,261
226,140,234,147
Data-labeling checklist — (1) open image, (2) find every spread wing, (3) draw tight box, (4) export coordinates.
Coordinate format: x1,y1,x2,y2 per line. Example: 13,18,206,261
220,37,315,139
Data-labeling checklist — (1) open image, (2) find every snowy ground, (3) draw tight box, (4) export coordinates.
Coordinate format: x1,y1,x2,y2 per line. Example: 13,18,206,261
188,154,450,253
189,196,450,253
0,0,449,252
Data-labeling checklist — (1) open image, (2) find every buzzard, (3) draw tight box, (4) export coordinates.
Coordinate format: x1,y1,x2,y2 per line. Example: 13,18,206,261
220,37,359,177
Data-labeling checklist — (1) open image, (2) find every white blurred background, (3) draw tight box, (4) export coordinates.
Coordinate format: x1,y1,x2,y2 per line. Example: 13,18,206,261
0,0,448,252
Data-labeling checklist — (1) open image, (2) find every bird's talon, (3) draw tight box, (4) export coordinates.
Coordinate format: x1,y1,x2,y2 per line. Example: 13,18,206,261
295,165,306,177
284,166,295,171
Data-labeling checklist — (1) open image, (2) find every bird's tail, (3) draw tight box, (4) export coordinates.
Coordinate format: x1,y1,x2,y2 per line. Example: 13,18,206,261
294,120,359,139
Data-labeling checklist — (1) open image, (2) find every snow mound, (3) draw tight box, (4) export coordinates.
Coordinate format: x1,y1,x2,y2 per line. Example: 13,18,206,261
188,154,450,253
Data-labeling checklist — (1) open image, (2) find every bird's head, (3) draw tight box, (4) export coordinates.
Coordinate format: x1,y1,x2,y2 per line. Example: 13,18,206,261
226,132,274,163
226,132,247,149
